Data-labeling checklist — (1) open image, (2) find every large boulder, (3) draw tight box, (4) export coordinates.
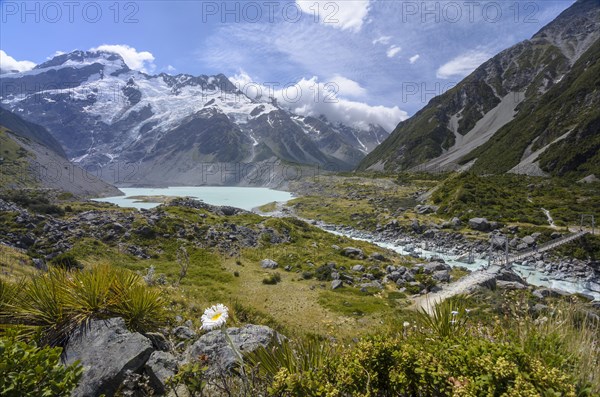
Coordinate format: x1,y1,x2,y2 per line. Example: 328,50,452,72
469,218,491,232
62,317,154,397
432,270,451,283
496,268,528,284
424,262,448,273
186,325,280,373
145,351,179,394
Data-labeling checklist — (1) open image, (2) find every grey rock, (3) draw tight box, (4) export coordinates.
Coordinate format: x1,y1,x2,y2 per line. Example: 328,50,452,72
416,205,439,214
220,206,238,216
423,229,436,238
186,325,279,373
522,236,536,245
145,351,179,394
32,258,47,271
341,247,364,259
517,243,529,251
496,269,527,284
352,264,365,272
411,219,423,234
173,326,197,340
62,317,154,397
532,288,565,299
360,281,383,290
260,259,279,269
146,332,172,352
369,252,386,261
451,217,462,227
578,174,600,184
424,262,448,273
388,271,403,282
491,235,507,249
550,231,562,239
331,280,343,290
469,218,491,231
402,271,415,282
432,270,451,283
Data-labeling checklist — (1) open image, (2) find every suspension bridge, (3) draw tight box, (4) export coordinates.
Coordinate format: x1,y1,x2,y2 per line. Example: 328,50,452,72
414,226,593,314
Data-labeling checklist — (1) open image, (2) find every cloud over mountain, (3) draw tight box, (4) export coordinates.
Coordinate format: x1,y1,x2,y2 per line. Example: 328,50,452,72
0,50,36,74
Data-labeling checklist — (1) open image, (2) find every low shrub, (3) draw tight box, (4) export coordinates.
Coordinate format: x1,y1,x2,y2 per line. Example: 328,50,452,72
262,273,282,285
0,334,82,397
49,252,83,271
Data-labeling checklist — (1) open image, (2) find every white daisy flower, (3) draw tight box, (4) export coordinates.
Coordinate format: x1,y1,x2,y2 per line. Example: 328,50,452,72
201,304,229,331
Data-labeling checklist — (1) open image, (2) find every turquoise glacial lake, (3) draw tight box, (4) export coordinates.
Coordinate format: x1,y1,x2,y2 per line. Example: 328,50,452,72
93,187,294,210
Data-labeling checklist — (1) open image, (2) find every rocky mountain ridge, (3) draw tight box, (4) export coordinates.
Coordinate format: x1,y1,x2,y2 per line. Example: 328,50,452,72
358,0,600,177
0,50,388,186
0,107,121,197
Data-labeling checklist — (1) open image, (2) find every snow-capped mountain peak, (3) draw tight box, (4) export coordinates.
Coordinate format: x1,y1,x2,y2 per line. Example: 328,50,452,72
0,49,389,185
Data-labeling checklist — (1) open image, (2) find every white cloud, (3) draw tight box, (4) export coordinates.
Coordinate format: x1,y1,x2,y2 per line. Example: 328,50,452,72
276,77,406,131
230,70,266,100
0,50,36,74
89,44,155,73
372,35,392,45
296,0,371,32
409,54,420,64
230,72,406,131
436,50,490,79
328,74,367,98
166,65,177,73
386,45,401,58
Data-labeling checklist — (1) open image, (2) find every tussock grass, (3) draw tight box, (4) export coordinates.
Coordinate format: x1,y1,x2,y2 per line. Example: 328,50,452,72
514,303,600,394
415,295,470,338
0,264,167,345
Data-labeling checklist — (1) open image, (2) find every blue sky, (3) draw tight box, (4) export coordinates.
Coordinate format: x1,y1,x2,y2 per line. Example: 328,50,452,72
0,0,576,128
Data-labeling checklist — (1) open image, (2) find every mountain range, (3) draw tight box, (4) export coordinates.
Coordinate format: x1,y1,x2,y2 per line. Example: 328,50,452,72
359,0,600,178
0,51,387,186
1,0,598,187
